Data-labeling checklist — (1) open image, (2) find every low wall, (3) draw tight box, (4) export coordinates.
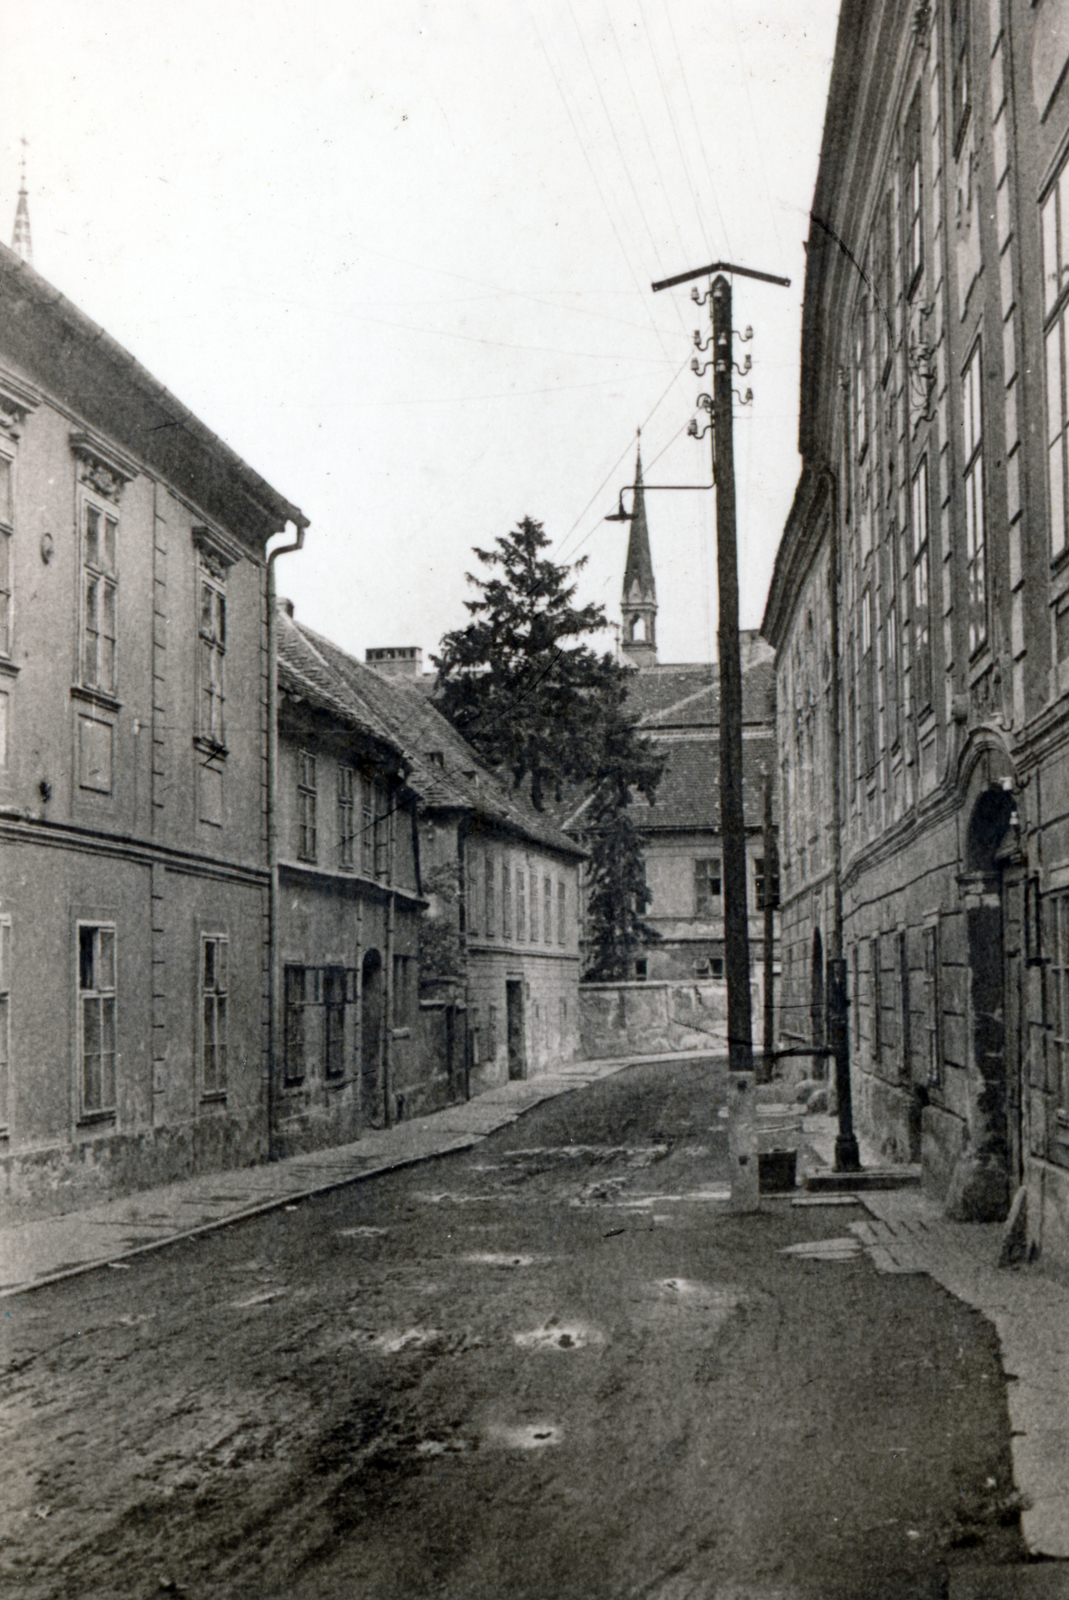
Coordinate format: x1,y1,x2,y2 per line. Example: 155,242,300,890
579,980,735,1059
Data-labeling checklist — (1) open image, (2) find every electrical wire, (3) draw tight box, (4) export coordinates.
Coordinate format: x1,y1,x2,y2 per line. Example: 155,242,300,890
634,0,713,262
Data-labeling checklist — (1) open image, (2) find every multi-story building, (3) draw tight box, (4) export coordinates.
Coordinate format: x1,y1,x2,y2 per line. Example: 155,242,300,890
764,0,1069,1265
0,240,307,1215
274,603,425,1150
281,620,586,1097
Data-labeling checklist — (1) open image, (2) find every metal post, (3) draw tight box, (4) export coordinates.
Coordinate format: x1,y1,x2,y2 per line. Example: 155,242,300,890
761,765,778,1082
711,274,753,1077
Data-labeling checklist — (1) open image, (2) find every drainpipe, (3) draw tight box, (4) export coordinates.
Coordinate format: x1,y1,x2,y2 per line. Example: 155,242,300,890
823,468,860,1172
384,802,396,1127
266,524,305,1159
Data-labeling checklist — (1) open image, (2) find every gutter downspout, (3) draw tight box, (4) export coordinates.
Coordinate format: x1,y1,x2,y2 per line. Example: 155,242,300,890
266,524,306,1159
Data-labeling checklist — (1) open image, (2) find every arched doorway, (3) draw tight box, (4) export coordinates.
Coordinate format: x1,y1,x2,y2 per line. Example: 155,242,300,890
361,949,384,1129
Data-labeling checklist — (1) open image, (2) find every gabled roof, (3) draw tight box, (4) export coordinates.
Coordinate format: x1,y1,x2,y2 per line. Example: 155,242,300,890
632,733,776,832
282,614,584,860
0,241,306,550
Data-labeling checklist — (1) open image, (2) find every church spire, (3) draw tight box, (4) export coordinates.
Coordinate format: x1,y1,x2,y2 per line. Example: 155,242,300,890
621,433,657,668
12,138,32,267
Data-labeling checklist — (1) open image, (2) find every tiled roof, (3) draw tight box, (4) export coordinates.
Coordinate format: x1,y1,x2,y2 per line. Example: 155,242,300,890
633,733,776,831
282,614,584,860
623,658,776,729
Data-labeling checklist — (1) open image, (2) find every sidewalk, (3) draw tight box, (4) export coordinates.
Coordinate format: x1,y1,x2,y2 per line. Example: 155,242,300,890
0,1051,708,1303
803,1111,1069,1564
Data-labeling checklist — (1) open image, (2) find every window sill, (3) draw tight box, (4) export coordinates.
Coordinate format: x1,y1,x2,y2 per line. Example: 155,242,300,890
77,1110,117,1128
71,685,121,714
200,1092,227,1106
0,656,18,679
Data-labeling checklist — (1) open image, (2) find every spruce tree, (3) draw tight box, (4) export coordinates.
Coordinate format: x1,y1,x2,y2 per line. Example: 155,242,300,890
433,517,663,978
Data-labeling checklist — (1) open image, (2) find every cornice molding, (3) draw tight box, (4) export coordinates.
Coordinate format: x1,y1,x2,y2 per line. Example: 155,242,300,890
69,428,139,503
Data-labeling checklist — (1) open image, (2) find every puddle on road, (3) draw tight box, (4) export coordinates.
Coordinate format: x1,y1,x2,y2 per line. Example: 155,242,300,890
779,1237,862,1261
337,1226,388,1238
460,1253,548,1269
483,1421,564,1450
514,1319,604,1351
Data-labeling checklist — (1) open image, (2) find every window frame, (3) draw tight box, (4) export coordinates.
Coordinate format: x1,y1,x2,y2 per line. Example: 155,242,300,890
0,916,9,1134
1041,163,1069,565
337,764,356,871
78,492,119,699
195,550,227,751
950,0,971,157
911,456,933,710
200,934,229,1098
904,90,925,298
297,750,317,863
694,856,723,917
78,921,117,1119
0,449,13,661
963,339,988,657
283,963,308,1085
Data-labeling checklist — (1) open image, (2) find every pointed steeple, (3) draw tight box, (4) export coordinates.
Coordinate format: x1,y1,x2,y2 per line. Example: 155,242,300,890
621,433,657,668
11,138,32,267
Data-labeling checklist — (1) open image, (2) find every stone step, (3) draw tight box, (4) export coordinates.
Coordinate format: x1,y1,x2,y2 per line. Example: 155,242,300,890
803,1165,922,1193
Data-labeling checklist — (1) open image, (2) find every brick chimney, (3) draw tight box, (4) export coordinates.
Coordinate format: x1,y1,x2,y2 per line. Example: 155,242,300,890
365,646,423,678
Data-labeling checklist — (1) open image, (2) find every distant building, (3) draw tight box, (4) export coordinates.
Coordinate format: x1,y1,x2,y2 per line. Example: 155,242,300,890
281,623,586,1099
764,0,1069,1266
579,448,780,1019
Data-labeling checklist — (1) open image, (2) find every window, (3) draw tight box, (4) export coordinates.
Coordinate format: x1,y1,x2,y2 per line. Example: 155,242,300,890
529,869,538,942
485,853,496,937
197,562,226,747
557,880,566,945
635,958,648,981
911,458,932,709
963,342,987,655
1042,165,1069,561
297,751,317,862
361,774,373,876
324,966,346,1079
854,304,869,462
860,587,876,775
885,596,900,747
923,923,942,1085
754,856,779,911
79,924,116,1116
898,930,911,1083
0,917,9,1131
80,499,118,695
1050,897,1069,1118
517,867,526,942
373,780,388,879
904,91,924,295
695,857,722,916
543,876,553,945
502,862,512,941
467,846,480,936
201,936,228,1096
284,964,307,1084
392,954,411,1027
870,936,882,1064
338,766,356,870
0,454,11,658
950,0,971,155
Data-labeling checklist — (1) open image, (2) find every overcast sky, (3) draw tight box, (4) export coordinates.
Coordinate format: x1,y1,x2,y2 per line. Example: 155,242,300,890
1,0,841,667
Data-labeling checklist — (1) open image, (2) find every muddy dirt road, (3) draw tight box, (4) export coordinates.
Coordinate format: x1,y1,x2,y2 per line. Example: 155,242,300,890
0,1059,1022,1599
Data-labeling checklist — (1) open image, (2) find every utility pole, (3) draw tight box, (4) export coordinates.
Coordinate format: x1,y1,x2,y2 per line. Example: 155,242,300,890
761,764,778,1083
652,261,789,1079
